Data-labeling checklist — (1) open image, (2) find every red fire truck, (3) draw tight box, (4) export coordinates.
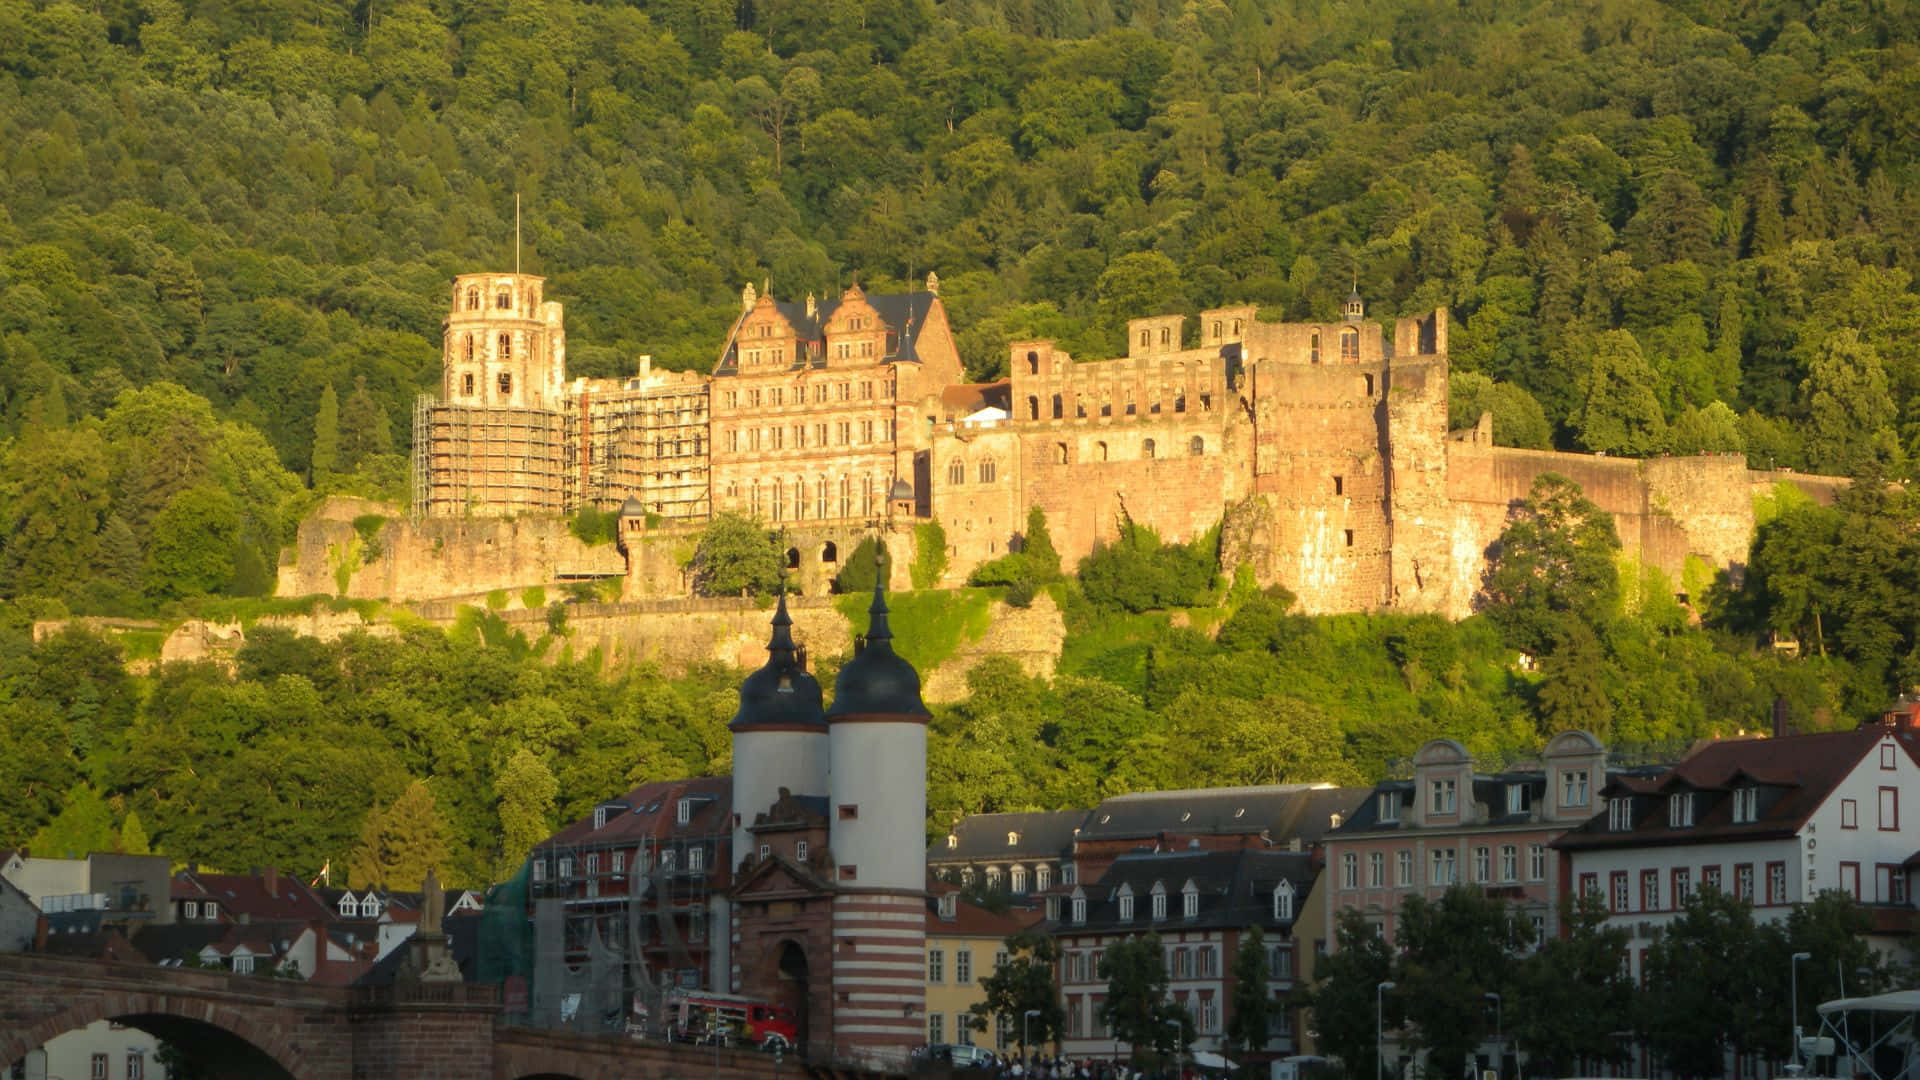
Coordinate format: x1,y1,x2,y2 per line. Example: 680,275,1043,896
664,990,800,1051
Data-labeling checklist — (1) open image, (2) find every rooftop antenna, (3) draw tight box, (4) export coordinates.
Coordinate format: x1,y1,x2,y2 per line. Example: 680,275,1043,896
514,192,522,277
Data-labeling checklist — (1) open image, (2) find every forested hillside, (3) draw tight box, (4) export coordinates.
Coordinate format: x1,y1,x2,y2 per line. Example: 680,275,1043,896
5,0,1920,884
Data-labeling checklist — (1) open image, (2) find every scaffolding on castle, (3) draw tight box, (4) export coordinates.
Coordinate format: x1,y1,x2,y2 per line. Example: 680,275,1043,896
565,383,710,521
411,394,568,519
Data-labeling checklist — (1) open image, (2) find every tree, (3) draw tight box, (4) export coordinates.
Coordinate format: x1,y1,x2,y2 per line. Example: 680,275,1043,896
1098,932,1192,1066
1393,885,1531,1078
1306,910,1395,1080
349,779,452,889
1639,886,1769,1078
689,512,784,597
833,536,892,594
1799,330,1899,476
143,485,243,600
1022,506,1062,582
1079,520,1216,613
30,783,116,859
311,382,341,484
1510,891,1633,1076
494,748,558,880
0,427,111,599
1227,925,1273,1059
1572,330,1668,455
969,930,1064,1052
1478,473,1623,655
118,810,152,855
339,375,393,471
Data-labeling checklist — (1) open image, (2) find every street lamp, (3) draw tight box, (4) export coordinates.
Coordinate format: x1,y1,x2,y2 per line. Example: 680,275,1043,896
1024,1008,1043,1058
1790,951,1812,1074
1376,981,1396,1080
1164,1016,1184,1080
1485,992,1503,1079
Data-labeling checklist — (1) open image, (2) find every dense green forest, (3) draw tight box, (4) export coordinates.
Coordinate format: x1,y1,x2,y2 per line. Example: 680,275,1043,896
5,0,1920,883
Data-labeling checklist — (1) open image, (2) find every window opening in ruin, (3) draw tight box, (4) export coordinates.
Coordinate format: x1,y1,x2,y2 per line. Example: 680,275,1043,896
1028,351,1040,374
1159,327,1170,346
1144,438,1156,459
1364,373,1376,396
1028,396,1040,420
496,288,511,309
1344,529,1355,547
1126,393,1136,416
949,460,965,485
1096,441,1108,461
463,334,473,361
786,547,800,570
1101,396,1112,418
498,333,512,360
1334,475,1344,496
498,372,513,396
1052,394,1064,419
1055,443,1068,464
1212,320,1221,339
1139,330,1150,347
1234,319,1242,335
1310,331,1321,363
465,287,479,310
978,460,996,483
462,373,474,396
822,541,838,562
1200,393,1212,411
1174,394,1186,413
1189,436,1204,456
1341,328,1359,360
1076,402,1087,418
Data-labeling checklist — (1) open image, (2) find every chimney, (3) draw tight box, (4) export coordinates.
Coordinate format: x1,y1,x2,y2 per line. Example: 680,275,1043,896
265,865,280,898
1772,696,1791,738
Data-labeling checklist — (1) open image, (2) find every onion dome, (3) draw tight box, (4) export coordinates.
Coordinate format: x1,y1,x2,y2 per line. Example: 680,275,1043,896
827,579,930,721
730,591,825,731
618,495,646,517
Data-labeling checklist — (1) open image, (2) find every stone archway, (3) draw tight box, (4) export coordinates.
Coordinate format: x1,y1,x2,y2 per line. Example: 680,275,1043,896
2,996,308,1080
776,939,811,1053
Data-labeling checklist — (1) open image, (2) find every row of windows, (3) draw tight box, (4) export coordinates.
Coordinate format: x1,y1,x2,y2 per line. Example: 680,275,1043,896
1337,843,1550,890
1061,943,1223,984
727,475,883,522
87,1051,145,1080
722,380,890,408
1607,787,1899,833
1047,436,1207,466
461,284,534,311
958,863,1054,892
1021,390,1213,421
531,844,706,882
1060,991,1233,1039
179,899,220,920
1583,863,1784,912
723,419,891,453
1307,327,1362,363
1391,772,1588,825
926,946,977,984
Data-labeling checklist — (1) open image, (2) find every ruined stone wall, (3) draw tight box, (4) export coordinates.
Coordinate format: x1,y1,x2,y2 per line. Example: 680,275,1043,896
618,520,917,599
1384,351,1457,614
277,497,622,602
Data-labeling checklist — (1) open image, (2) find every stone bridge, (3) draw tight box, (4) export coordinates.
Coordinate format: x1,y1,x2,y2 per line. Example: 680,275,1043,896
0,954,810,1080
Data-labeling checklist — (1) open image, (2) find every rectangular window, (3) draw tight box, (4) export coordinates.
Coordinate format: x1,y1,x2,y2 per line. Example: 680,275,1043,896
1641,869,1660,912
929,1012,945,1044
1429,848,1456,885
795,840,808,862
1840,861,1861,901
1608,797,1634,831
928,949,945,983
1500,845,1518,883
1703,865,1722,893
1610,871,1630,913
234,954,255,974
1769,861,1788,904
688,846,705,872
1843,798,1859,829
1395,850,1412,887
586,853,599,877
1506,784,1530,815
995,950,1008,971
1668,793,1695,828
1528,844,1546,881
956,949,972,985
1269,945,1293,979
839,804,858,820
1341,853,1357,889
1367,852,1384,888
1430,778,1456,814
1562,769,1590,807
91,1055,107,1080
184,901,198,919
1735,863,1755,901
1673,867,1693,906
613,852,625,875
677,798,693,825
1473,846,1491,883
204,901,217,919
1881,787,1900,830
1733,788,1759,824
127,1053,143,1080
1377,793,1398,823
1883,742,1898,770
1877,864,1898,905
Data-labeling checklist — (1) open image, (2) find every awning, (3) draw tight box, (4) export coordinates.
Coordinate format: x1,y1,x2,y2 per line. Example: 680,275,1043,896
1817,989,1920,1015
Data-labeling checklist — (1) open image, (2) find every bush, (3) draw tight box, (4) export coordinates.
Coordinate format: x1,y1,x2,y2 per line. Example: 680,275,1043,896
834,537,892,594
521,586,546,608
1078,520,1216,613
911,521,949,589
691,512,784,597
570,507,620,546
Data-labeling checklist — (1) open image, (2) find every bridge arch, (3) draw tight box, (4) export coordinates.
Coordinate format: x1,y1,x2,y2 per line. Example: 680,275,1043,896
2,993,306,1080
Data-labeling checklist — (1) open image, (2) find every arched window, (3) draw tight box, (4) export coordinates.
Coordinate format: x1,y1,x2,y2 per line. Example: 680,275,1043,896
948,459,966,485
462,333,473,361
1143,438,1156,459
1096,441,1108,461
978,460,996,483
862,476,874,515
1341,327,1360,360
1011,866,1028,893
498,333,512,360
771,481,784,521
816,477,828,519
791,477,807,520
822,541,838,563
1159,327,1170,346
465,287,480,310
1211,320,1222,339
1051,394,1063,419
1027,396,1040,420
1189,436,1204,456
1055,443,1068,465
1027,351,1040,375
839,475,851,517
1139,330,1150,348
1310,330,1321,363
495,288,512,310
786,547,800,570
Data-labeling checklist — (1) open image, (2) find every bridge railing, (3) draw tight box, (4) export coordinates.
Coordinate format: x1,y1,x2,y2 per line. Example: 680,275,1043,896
348,982,500,1009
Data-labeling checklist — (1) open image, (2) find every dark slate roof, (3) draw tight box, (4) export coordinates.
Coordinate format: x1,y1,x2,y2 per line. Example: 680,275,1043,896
931,810,1090,863
715,290,939,375
131,922,262,965
731,592,827,732
619,495,646,517
1049,848,1317,935
827,584,929,721
1330,771,1558,836
1078,784,1370,847
1555,725,1920,851
533,775,733,854
353,914,484,985
890,478,914,500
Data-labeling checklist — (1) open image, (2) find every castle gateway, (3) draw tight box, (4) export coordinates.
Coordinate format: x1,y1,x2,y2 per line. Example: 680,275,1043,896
412,275,1837,617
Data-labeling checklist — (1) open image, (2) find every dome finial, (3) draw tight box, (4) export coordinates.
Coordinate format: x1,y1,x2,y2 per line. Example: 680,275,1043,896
767,587,796,660
867,554,893,646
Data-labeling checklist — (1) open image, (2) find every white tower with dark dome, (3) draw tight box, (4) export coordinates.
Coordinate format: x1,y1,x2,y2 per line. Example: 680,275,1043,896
727,591,829,864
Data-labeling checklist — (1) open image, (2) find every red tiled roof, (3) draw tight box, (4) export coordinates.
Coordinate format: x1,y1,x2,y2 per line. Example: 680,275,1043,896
926,896,1044,938
535,775,733,853
1560,725,1920,850
172,870,333,922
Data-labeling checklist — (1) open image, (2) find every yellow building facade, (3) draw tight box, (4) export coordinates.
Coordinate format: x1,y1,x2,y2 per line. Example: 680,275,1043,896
923,889,1040,1051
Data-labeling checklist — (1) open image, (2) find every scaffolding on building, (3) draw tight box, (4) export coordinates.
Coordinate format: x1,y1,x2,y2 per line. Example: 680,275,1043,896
411,396,569,519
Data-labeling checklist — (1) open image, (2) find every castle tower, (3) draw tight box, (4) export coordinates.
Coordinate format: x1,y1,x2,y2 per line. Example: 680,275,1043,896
442,272,568,410
825,578,929,1059
728,591,829,863
1343,287,1365,322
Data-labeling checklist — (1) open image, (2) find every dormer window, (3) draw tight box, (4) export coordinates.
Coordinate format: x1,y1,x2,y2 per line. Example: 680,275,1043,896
1607,797,1634,832
1430,778,1457,814
1733,787,1759,824
364,895,381,918
1007,831,1020,846
1506,784,1530,815
593,806,608,830
939,893,958,919
1182,884,1199,919
1151,885,1167,920
1377,793,1399,823
339,895,358,918
1119,889,1135,922
677,798,693,825
1036,865,1051,890
947,834,958,849
1273,880,1295,922
531,859,546,882
1071,895,1086,924
1667,793,1695,828
796,840,809,862
1562,769,1590,807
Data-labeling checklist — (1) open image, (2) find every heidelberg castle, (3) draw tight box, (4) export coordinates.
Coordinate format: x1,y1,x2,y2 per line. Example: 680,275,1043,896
409,271,1838,618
